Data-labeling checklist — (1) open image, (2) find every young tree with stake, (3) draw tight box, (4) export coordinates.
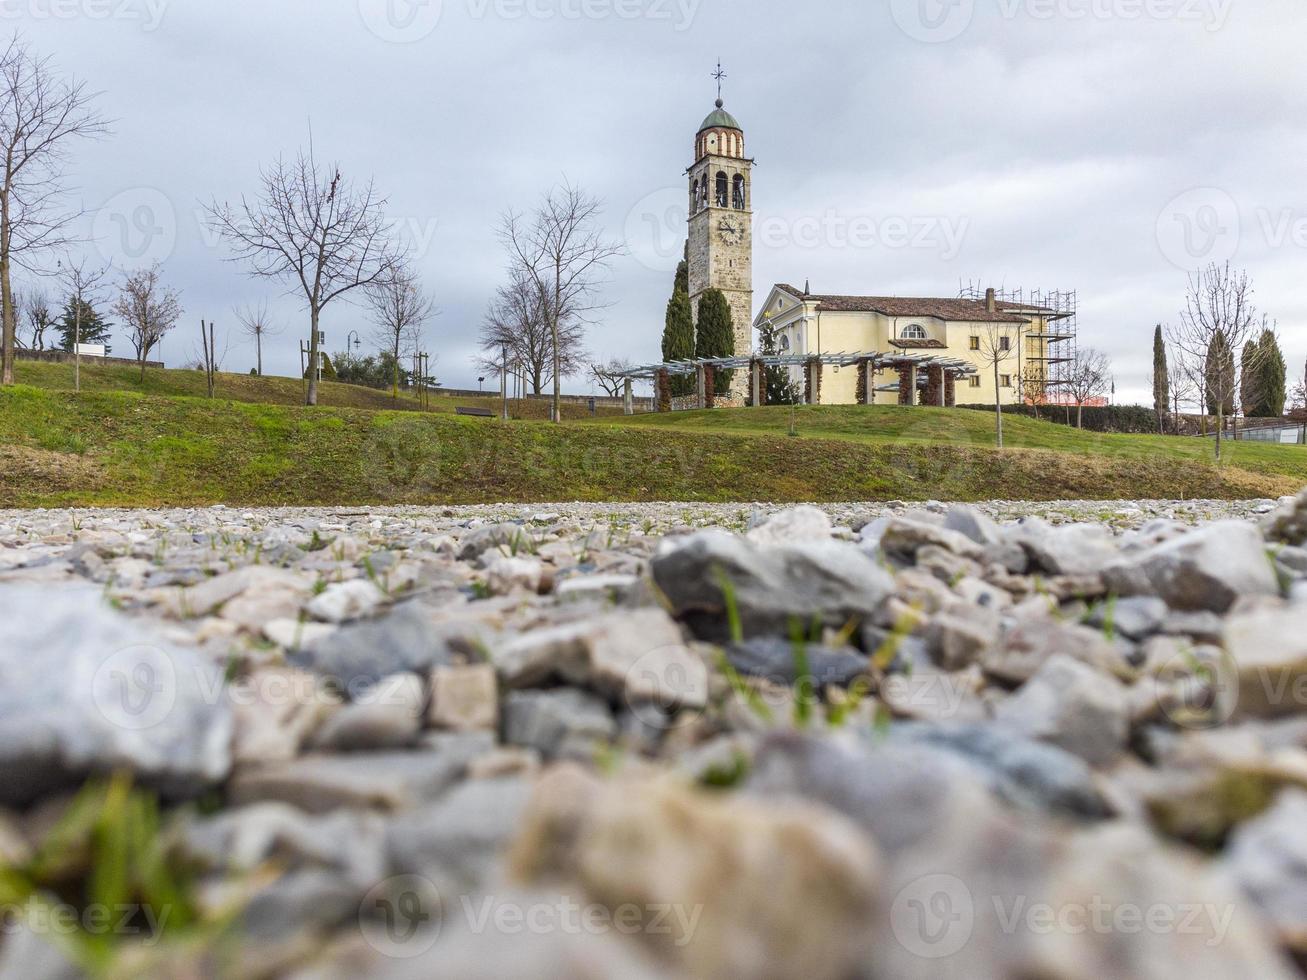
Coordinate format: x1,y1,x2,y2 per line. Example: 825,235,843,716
366,262,436,401
234,300,280,377
500,182,622,423
974,323,1017,448
113,264,182,380
55,255,109,393
1066,347,1112,429
478,272,585,395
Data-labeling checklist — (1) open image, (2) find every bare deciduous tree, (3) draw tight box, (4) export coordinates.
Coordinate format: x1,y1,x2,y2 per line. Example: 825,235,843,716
0,35,108,385
234,300,280,377
477,272,585,395
1065,347,1112,429
113,263,182,380
20,285,52,350
1167,262,1257,461
589,358,633,398
500,182,622,423
1163,336,1196,434
974,323,1018,448
366,262,436,400
204,144,400,406
55,254,108,393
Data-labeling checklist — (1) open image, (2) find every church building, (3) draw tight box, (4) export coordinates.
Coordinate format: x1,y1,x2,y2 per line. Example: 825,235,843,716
677,73,1076,408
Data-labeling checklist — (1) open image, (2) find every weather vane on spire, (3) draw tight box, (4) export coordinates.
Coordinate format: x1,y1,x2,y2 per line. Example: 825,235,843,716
712,61,727,103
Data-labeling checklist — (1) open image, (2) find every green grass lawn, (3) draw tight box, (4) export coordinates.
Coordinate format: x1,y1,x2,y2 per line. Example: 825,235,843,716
0,386,1300,508
11,360,624,421
602,405,1307,488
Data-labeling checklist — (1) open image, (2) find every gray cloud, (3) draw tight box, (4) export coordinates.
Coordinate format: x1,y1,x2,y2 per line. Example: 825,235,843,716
11,0,1305,402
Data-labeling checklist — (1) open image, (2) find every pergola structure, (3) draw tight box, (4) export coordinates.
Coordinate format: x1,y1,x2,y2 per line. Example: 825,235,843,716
613,352,980,414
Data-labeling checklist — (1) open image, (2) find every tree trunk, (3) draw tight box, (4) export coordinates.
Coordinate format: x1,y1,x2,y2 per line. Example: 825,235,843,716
307,306,320,406
551,283,562,424
1215,405,1224,461
0,198,12,386
74,304,82,393
256,333,263,377
1076,402,1084,429
993,362,1004,449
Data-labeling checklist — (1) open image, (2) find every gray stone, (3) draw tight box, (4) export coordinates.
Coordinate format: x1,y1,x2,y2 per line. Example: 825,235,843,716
502,689,616,761
745,505,832,546
1018,523,1121,576
1263,488,1307,547
889,722,1111,819
993,654,1129,766
726,637,868,687
228,667,341,764
386,777,533,893
228,748,482,814
1103,521,1279,612
458,523,531,561
1225,606,1307,718
748,732,1001,858
294,600,455,691
924,607,1000,670
1223,788,1307,953
981,617,1133,684
1084,595,1169,640
877,517,985,561
651,531,893,641
943,505,1004,546
0,585,232,806
306,579,387,624
429,664,499,732
310,673,426,752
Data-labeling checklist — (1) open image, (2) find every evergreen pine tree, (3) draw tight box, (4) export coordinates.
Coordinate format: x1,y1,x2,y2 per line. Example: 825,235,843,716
661,253,695,397
758,320,799,405
55,297,112,353
695,289,734,395
1254,327,1286,418
1152,325,1169,433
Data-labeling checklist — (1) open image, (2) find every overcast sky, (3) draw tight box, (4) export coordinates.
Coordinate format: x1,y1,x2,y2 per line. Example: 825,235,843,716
16,0,1307,402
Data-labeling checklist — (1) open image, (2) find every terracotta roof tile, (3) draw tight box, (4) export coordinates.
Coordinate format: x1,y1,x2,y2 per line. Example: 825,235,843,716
775,285,1030,324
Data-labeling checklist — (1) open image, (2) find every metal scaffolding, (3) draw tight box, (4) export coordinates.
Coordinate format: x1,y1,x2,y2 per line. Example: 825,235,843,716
959,282,1079,404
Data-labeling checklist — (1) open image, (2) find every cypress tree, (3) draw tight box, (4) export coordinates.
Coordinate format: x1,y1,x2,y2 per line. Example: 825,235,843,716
1152,325,1169,434
56,297,113,353
1254,327,1286,417
695,289,734,395
1240,338,1261,417
1205,333,1235,417
661,252,694,397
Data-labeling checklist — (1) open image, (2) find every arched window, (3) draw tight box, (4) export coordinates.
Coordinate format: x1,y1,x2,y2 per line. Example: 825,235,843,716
698,176,709,210
779,334,791,351
716,172,729,208
732,174,746,210
901,324,928,341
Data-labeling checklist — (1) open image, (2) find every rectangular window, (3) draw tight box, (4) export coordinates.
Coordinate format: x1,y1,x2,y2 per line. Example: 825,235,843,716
969,336,980,350
1000,375,1012,388
999,336,1011,351
969,376,981,388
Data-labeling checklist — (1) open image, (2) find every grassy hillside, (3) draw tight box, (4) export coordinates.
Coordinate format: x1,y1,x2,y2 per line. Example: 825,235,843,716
605,405,1307,487
10,360,623,421
0,387,1299,508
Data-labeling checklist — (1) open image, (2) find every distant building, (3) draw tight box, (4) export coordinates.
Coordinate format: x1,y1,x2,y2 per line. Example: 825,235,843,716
753,284,1076,406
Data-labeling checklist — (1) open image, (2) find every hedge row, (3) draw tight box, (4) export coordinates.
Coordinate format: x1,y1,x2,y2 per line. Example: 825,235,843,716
956,403,1162,434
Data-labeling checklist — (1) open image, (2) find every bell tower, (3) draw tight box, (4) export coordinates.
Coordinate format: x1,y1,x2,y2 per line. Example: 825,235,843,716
687,65,753,397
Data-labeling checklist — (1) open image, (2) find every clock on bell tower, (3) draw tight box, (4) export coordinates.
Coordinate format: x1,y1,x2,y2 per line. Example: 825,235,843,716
686,67,754,397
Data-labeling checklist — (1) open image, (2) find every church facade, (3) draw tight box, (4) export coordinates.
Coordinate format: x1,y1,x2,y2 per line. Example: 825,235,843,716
752,285,1073,407
686,98,753,399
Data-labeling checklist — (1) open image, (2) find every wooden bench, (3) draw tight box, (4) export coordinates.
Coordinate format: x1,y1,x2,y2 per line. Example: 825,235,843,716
455,406,495,418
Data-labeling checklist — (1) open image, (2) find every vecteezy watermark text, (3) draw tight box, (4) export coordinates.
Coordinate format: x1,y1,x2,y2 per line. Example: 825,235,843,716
0,0,169,31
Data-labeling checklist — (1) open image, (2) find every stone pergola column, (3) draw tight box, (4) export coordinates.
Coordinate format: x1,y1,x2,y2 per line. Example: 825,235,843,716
704,365,716,410
656,369,671,413
696,364,707,410
623,378,634,415
806,359,823,405
945,373,957,408
751,359,765,407
898,364,917,406
925,366,945,407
